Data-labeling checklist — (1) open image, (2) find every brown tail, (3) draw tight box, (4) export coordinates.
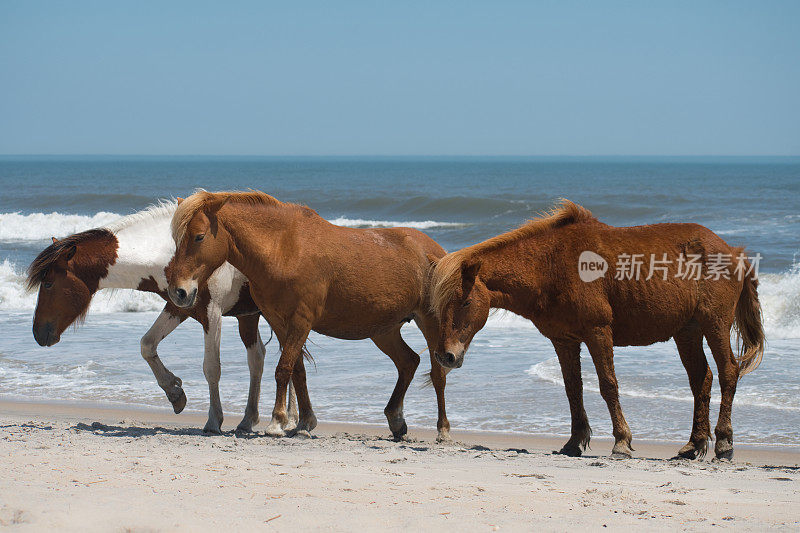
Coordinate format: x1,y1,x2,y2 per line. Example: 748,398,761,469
733,268,765,378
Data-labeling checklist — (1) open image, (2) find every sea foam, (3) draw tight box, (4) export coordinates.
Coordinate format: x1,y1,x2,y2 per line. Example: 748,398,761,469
328,217,467,229
0,211,466,242
0,211,122,242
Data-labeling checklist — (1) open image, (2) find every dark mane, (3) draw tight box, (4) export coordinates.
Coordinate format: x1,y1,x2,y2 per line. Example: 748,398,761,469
26,228,115,290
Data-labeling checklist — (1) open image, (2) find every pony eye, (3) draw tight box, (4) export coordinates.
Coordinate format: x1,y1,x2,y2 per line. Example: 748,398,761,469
194,234,205,242
43,281,53,289
462,299,472,308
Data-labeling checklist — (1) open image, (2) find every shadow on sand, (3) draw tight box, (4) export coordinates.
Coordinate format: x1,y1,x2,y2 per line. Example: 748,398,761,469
73,421,206,437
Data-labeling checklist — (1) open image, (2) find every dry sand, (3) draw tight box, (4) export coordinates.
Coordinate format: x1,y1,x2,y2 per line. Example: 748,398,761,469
1,399,798,531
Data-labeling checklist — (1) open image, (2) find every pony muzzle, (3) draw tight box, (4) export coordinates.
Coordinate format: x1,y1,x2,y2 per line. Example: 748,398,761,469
169,283,198,308
436,345,465,369
32,322,59,347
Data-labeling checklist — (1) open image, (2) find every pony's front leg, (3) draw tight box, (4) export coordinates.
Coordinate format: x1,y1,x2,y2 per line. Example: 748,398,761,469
202,303,224,435
140,306,187,413
286,355,317,435
264,323,312,437
429,357,452,443
419,316,452,443
234,315,300,433
551,339,591,456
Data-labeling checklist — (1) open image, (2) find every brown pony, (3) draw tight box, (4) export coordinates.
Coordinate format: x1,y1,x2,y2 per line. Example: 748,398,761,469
165,190,451,441
429,200,764,460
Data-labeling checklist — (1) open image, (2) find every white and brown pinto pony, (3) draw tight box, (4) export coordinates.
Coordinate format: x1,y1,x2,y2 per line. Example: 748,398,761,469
429,200,765,460
166,191,451,441
26,201,297,434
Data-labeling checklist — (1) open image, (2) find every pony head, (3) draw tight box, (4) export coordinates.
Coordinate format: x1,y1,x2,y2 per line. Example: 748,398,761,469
26,230,116,346
166,192,231,308
429,252,491,369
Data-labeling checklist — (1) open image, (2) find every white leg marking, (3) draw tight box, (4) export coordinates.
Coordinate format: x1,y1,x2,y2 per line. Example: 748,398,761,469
286,380,299,432
203,303,224,434
140,306,185,408
236,332,265,433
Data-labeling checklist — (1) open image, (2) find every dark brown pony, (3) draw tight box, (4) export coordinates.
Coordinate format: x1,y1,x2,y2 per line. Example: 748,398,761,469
165,190,451,441
429,200,764,460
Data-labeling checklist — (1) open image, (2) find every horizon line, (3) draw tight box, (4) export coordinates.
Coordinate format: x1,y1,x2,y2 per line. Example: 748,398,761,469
1,153,799,158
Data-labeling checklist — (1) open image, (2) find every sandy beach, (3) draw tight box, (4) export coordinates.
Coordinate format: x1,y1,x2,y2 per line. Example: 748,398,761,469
1,400,798,531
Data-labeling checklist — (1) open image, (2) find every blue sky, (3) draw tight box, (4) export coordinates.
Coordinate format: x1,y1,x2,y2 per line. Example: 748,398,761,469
1,1,798,155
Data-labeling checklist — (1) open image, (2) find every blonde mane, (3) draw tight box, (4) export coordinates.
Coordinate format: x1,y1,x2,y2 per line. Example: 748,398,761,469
171,189,283,243
430,199,595,317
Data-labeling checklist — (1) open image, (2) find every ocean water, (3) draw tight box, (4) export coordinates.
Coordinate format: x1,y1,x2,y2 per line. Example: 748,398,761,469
0,156,798,446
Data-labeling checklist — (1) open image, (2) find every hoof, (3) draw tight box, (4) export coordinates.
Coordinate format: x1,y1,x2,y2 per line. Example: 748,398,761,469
714,449,734,462
611,440,634,459
676,440,708,461
557,444,583,457
235,422,255,434
168,388,187,414
202,423,223,435
436,431,454,444
297,413,318,433
288,429,312,439
389,419,408,441
264,421,286,438
675,445,698,460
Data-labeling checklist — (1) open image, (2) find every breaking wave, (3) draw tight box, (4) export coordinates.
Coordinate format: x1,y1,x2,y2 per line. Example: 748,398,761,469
0,211,122,242
0,210,466,242
328,217,467,229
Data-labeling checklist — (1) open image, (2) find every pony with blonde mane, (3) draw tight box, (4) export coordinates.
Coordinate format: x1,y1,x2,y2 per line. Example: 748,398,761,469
430,200,764,460
166,190,452,441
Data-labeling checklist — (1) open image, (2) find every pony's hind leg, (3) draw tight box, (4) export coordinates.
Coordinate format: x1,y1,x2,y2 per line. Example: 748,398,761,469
551,339,591,457
703,321,739,460
585,326,633,458
235,314,265,433
371,328,421,441
674,323,713,460
140,305,187,414
202,303,224,434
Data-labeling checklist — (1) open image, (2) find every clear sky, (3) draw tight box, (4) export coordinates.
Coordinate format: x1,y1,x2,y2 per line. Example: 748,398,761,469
1,1,798,156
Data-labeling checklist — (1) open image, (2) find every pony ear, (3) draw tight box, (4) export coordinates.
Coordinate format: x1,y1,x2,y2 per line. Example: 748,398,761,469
51,236,59,244
461,258,482,282
63,245,77,262
205,195,230,214
56,245,77,268
176,197,184,205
